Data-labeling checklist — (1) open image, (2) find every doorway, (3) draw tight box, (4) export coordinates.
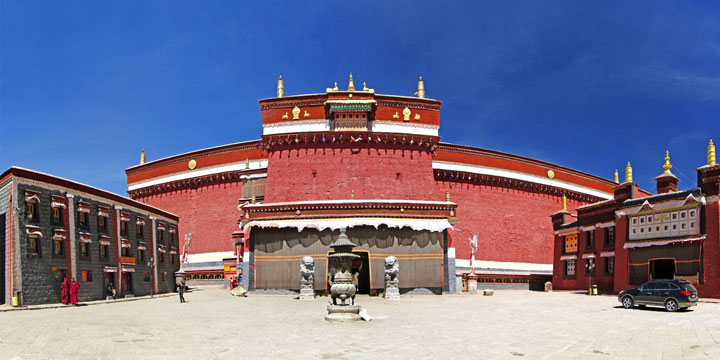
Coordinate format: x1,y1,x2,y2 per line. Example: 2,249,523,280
122,272,133,294
351,251,370,294
650,259,675,280
0,214,5,304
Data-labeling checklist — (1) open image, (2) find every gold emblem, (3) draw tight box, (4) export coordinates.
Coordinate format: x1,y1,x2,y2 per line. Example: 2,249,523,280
393,112,399,119
547,170,555,179
292,106,301,120
402,107,411,121
304,110,310,118
282,112,289,120
414,113,421,121
188,159,197,170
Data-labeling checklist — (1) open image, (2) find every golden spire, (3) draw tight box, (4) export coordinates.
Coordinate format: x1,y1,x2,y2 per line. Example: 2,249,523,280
709,139,716,166
277,75,284,98
415,76,425,98
625,162,633,183
662,150,673,175
140,149,146,165
347,73,355,91
613,169,619,184
562,194,567,211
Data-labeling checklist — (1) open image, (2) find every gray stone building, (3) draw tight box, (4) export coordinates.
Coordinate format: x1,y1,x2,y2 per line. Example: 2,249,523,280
0,167,180,306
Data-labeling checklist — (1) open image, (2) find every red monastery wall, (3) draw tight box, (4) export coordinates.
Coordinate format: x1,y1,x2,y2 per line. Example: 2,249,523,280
438,179,585,264
264,144,440,203
133,181,243,254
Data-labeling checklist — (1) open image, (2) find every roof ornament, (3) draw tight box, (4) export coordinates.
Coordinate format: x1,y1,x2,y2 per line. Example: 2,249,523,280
708,139,716,166
362,82,374,93
415,76,425,98
347,73,355,91
661,150,674,176
625,162,633,183
326,82,339,93
140,149,146,165
277,75,284,98
613,169,619,184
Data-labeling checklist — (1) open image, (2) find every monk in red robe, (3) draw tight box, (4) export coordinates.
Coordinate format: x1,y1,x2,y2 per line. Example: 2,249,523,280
69,278,79,305
60,278,69,304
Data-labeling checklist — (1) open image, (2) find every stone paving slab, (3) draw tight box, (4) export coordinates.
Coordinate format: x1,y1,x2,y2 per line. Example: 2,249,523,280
1,287,720,359
0,293,174,312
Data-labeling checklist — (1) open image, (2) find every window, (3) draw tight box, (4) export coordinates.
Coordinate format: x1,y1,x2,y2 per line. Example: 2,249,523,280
78,212,88,228
171,253,175,264
604,227,615,247
98,215,107,233
158,229,165,243
159,252,164,263
120,221,128,236
53,238,64,256
585,258,595,277
81,270,92,282
143,272,151,282
162,272,166,281
28,235,40,256
26,201,38,221
121,246,129,257
565,260,576,276
136,223,144,239
100,244,108,259
586,231,595,250
80,242,89,257
52,207,63,225
604,257,614,275
138,249,145,262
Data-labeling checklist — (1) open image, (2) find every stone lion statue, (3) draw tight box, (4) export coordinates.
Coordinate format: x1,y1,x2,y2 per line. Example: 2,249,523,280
384,256,399,283
300,256,314,284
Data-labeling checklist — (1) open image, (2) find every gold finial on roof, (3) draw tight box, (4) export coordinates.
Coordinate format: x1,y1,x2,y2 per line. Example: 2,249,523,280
445,190,450,202
562,194,567,211
415,76,425,98
277,75,284,98
662,150,673,175
625,162,633,183
251,194,256,204
613,169,619,184
140,149,146,165
245,157,250,169
347,73,355,91
709,139,716,166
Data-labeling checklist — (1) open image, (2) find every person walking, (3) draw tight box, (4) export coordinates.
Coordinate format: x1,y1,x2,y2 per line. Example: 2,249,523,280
178,282,186,303
69,278,80,305
60,278,70,305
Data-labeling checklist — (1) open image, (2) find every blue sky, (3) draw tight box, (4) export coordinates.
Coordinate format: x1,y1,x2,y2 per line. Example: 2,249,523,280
1,1,718,195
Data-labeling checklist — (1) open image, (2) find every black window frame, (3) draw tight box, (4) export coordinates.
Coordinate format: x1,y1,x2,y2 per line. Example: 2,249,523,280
27,234,41,257
603,257,614,276
79,241,89,258
78,211,88,229
585,258,595,277
603,227,615,248
98,215,108,233
563,260,576,278
25,200,39,223
52,237,64,258
586,231,595,250
52,206,64,226
100,244,109,259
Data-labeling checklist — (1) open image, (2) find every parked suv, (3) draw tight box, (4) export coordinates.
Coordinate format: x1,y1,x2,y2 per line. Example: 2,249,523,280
618,279,698,312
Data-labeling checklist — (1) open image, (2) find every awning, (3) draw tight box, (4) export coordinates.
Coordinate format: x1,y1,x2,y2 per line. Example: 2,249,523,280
600,251,615,257
121,265,135,273
136,217,146,226
103,266,118,273
120,212,131,222
581,253,596,259
79,233,93,243
24,191,40,203
77,202,91,213
624,235,706,249
99,237,111,246
158,246,167,254
137,242,147,251
51,197,66,208
169,227,176,233
26,226,43,237
560,255,577,261
243,217,453,233
121,240,131,248
52,230,66,240
170,248,178,255
556,228,579,236
98,207,109,217
157,223,167,230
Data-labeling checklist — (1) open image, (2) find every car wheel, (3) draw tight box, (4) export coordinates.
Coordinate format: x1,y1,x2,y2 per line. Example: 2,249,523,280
622,296,634,309
665,299,679,312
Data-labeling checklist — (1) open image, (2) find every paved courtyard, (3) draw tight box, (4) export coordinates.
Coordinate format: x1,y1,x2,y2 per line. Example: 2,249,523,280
2,287,720,359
